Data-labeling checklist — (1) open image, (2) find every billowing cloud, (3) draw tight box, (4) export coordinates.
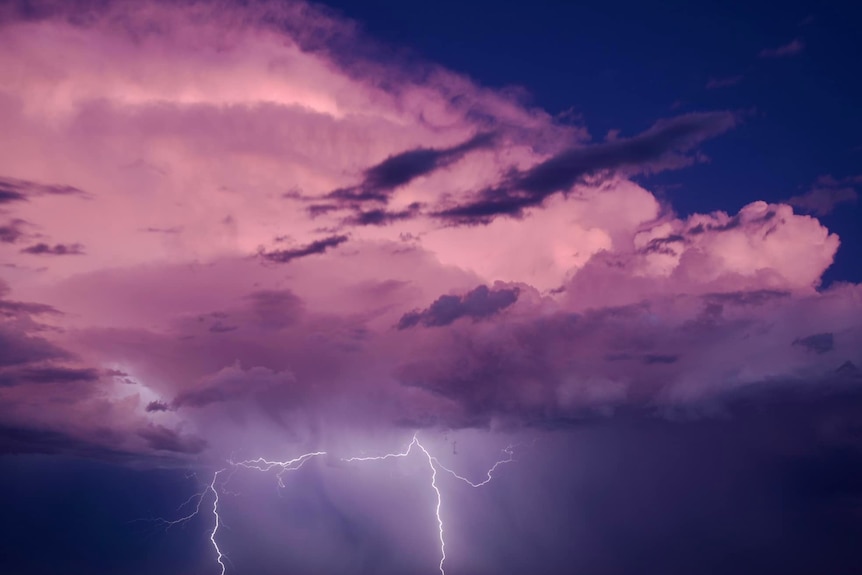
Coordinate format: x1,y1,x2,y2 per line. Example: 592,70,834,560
435,111,739,223
0,0,856,476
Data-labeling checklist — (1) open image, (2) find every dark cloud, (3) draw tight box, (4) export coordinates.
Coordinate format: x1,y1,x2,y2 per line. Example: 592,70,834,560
0,299,59,317
0,329,68,368
759,38,805,58
307,203,341,218
643,354,679,365
787,175,860,215
244,289,304,330
344,203,422,226
260,234,348,263
172,364,295,408
434,112,739,223
0,423,128,458
640,234,686,255
0,218,27,243
136,424,207,454
209,322,238,333
397,284,520,329
0,189,26,204
0,176,88,202
703,289,791,306
20,243,85,256
793,332,835,354
327,132,495,204
145,400,170,412
0,366,100,387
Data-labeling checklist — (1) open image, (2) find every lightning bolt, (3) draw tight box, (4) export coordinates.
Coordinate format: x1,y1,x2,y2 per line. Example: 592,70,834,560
209,469,227,575
159,435,517,575
342,434,515,575
231,451,327,487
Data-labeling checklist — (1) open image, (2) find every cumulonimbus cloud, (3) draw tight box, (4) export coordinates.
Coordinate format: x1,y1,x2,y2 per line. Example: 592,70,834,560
0,0,857,462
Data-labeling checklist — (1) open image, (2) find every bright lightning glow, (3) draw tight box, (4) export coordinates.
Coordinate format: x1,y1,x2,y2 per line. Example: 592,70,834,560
414,438,446,575
159,435,519,575
209,469,227,575
231,451,327,487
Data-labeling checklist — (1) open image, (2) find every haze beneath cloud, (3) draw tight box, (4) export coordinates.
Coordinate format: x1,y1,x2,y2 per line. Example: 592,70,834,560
0,0,859,464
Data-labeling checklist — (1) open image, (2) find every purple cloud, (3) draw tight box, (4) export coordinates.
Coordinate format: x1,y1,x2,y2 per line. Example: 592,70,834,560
20,243,85,256
787,175,860,215
261,235,348,263
435,111,739,223
398,284,521,329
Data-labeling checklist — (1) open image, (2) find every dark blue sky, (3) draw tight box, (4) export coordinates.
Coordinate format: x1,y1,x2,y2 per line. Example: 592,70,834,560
320,0,862,283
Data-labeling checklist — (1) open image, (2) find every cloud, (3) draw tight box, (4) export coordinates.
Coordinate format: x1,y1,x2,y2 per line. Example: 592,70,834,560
20,243,85,255
398,284,520,329
705,75,743,89
344,203,423,226
787,175,860,215
0,219,28,243
759,39,805,58
435,111,739,223
172,363,297,408
793,332,835,354
0,0,856,467
261,235,348,263
0,176,88,202
0,366,100,387
329,132,496,204
136,424,207,453
145,400,170,412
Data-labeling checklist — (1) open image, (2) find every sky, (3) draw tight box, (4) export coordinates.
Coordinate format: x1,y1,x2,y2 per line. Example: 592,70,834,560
0,0,861,574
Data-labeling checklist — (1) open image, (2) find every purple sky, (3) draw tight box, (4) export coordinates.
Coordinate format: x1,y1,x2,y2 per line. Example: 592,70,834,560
1,1,861,574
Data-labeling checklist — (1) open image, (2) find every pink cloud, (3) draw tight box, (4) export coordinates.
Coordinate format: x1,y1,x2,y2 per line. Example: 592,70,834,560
0,0,858,462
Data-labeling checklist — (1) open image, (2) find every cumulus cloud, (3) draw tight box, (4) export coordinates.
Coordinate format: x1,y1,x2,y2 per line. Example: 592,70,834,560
0,0,857,464
435,111,739,223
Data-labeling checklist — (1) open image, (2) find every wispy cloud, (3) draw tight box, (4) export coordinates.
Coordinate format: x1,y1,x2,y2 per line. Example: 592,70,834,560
787,175,861,215
759,38,805,58
434,111,739,223
260,235,348,263
706,75,744,89
20,243,85,256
